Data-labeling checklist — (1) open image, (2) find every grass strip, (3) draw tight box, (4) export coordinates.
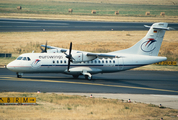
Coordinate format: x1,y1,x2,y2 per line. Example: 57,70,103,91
0,92,178,119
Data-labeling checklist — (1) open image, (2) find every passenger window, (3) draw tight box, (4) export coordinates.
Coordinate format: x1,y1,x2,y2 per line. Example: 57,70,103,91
102,60,104,63
53,60,55,63
91,61,93,63
23,57,27,60
87,61,89,63
106,61,108,63
60,60,63,63
98,60,100,63
95,60,97,63
109,60,112,63
64,60,66,63
27,57,31,61
17,57,23,60
57,60,59,63
113,60,115,63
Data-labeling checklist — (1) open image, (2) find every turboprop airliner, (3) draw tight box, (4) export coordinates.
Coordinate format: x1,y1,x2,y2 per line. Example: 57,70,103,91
7,22,172,79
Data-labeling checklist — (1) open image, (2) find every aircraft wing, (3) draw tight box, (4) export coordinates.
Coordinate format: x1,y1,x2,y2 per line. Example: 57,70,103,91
41,45,58,49
41,45,67,52
87,53,119,58
41,45,120,58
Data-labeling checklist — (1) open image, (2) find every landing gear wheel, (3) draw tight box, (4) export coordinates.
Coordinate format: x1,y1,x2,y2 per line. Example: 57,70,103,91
73,75,79,79
16,72,23,78
17,75,22,78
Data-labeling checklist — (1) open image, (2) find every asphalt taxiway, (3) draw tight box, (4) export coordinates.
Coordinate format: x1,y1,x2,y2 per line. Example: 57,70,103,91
1,68,178,109
0,68,178,95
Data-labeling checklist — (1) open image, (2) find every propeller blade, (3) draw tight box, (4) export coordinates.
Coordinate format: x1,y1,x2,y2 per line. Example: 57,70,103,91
40,46,44,53
69,42,72,55
68,58,70,72
40,41,47,53
44,41,47,53
67,42,72,72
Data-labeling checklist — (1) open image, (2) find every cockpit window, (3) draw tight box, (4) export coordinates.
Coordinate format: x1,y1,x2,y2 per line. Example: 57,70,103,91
17,57,23,60
17,56,31,61
23,57,27,60
27,57,31,61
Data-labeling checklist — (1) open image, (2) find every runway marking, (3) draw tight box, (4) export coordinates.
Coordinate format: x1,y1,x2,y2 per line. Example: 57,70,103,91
0,77,178,93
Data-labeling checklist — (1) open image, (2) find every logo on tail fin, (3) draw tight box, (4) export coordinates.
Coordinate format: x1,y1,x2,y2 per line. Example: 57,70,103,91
141,38,157,52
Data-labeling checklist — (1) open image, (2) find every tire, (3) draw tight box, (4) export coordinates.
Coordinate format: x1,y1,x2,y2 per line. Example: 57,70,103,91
85,75,88,80
17,75,22,78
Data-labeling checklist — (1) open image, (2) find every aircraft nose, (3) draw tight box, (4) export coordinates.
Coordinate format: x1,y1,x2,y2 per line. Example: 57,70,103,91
6,62,14,70
7,62,11,69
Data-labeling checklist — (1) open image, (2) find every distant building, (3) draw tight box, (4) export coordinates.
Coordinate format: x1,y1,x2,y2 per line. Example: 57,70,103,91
0,53,12,57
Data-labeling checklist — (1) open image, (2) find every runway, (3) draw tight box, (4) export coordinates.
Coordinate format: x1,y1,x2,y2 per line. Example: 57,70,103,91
0,18,178,32
0,68,178,95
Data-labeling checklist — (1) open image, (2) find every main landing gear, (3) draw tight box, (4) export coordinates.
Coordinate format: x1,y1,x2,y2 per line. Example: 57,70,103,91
16,72,23,78
85,75,92,80
83,71,92,80
72,74,92,80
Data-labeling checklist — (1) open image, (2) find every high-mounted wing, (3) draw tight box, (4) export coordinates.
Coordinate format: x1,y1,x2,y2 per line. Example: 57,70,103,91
87,53,119,58
41,45,67,53
41,44,120,59
41,45,58,49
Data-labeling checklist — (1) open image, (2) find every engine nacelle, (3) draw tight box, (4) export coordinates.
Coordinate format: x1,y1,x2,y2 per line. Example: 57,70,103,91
72,53,96,63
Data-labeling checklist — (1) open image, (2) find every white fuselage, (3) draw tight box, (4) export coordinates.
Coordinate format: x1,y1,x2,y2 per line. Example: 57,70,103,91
7,53,166,75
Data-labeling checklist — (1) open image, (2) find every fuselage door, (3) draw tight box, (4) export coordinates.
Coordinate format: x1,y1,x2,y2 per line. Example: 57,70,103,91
118,58,124,70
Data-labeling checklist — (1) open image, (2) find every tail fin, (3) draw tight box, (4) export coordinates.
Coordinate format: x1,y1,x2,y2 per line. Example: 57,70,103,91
113,22,170,56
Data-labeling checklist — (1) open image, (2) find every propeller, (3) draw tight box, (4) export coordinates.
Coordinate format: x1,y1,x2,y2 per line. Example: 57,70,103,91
66,42,72,72
40,41,47,53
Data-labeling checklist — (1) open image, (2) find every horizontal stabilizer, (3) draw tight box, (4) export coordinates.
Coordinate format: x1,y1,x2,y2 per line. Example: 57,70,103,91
144,25,174,30
153,26,173,30
144,25,151,28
